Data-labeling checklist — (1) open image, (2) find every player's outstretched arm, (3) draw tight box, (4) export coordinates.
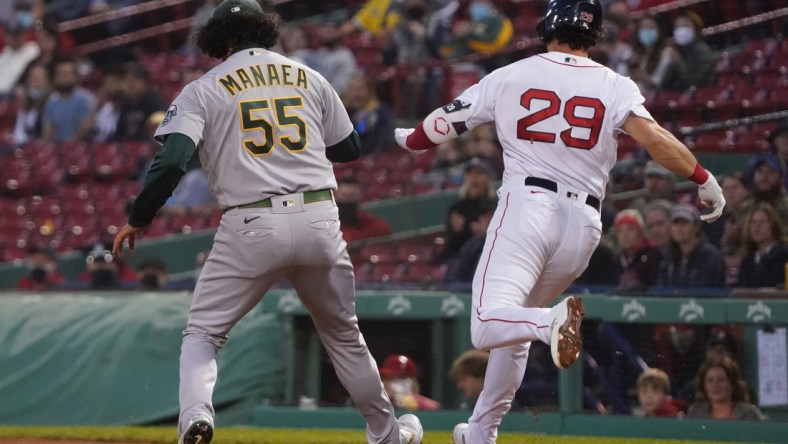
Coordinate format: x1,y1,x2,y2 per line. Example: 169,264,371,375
395,99,471,153
623,115,725,222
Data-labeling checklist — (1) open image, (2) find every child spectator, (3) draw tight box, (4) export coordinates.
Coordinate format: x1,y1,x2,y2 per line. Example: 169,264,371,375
635,368,687,417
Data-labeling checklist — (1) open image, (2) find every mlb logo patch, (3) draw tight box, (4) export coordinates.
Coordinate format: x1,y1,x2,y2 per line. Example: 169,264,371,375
231,6,241,13
282,198,297,208
564,57,578,64
579,11,593,23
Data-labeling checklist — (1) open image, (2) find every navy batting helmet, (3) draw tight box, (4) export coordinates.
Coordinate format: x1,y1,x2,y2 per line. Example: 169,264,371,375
537,0,603,41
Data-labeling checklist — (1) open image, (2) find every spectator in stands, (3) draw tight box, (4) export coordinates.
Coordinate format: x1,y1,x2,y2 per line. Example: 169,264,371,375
89,64,125,143
379,354,441,410
629,161,677,216
439,0,512,59
280,25,312,65
656,203,725,289
335,177,392,242
634,368,687,418
704,172,750,250
342,72,395,155
735,202,788,289
23,19,61,78
687,356,764,421
596,18,632,76
436,157,497,264
41,58,94,142
768,126,788,189
340,0,400,37
444,200,496,283
740,153,788,225
88,0,136,42
661,12,717,91
627,15,675,92
465,124,504,179
113,63,164,141
613,209,662,293
163,156,218,216
448,349,489,410
136,258,169,290
308,22,358,96
12,61,50,145
16,245,65,291
677,329,739,403
0,17,39,95
84,248,122,289
382,0,431,65
643,199,674,250
573,239,618,288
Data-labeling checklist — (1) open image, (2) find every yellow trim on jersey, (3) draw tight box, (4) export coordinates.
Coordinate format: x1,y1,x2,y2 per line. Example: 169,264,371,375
274,96,308,152
238,97,309,156
467,18,513,54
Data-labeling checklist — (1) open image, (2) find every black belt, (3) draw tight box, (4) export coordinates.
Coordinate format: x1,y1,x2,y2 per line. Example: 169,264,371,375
524,177,601,212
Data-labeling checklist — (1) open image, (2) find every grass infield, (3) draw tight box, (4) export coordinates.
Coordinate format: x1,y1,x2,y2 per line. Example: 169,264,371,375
0,426,728,444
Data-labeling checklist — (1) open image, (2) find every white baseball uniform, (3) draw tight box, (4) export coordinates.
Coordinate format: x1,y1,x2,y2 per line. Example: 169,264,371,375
455,51,653,443
158,48,403,443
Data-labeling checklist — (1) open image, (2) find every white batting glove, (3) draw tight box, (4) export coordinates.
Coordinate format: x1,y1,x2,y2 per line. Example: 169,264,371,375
394,128,425,155
698,170,725,223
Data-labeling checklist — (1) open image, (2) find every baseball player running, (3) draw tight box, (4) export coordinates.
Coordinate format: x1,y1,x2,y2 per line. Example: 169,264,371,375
394,1,725,442
111,1,423,443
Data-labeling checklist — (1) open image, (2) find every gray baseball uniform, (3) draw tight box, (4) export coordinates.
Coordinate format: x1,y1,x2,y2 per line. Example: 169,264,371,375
157,49,402,443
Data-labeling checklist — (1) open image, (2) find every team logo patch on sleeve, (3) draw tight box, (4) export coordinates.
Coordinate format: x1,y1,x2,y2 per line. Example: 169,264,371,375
162,104,178,126
442,99,471,113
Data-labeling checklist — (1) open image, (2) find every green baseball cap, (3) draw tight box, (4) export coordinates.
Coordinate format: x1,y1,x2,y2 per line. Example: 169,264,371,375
211,0,263,20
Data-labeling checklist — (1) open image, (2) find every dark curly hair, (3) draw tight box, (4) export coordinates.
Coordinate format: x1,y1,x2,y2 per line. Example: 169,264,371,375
543,27,600,51
194,11,280,59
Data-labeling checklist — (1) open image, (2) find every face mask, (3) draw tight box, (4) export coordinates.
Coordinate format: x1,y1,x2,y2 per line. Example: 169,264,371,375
27,88,46,100
638,28,658,46
16,12,34,30
673,26,695,46
469,3,493,21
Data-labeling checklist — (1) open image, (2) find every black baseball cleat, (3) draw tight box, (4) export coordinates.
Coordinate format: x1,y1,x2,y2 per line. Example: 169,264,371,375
178,414,213,444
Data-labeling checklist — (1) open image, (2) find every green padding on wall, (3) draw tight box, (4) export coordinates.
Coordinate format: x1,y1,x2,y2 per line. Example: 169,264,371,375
0,293,285,425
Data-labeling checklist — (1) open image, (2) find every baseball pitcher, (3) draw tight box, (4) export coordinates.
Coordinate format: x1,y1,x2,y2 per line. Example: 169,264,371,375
394,1,725,443
111,1,423,443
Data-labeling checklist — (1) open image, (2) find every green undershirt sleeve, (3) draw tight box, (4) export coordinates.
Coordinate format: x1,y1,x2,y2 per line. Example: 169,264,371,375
128,133,197,227
326,130,361,163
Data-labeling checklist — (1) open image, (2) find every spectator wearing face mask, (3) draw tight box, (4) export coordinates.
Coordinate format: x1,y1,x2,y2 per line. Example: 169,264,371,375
0,15,40,95
440,0,512,59
628,15,675,92
661,12,717,91
335,177,392,242
308,22,358,96
12,62,50,145
16,246,65,291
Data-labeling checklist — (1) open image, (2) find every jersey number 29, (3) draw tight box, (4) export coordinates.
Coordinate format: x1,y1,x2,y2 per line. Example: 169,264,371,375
516,89,605,150
240,97,307,156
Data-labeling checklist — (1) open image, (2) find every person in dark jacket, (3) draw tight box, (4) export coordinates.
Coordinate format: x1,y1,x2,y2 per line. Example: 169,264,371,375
657,203,725,289
736,202,788,288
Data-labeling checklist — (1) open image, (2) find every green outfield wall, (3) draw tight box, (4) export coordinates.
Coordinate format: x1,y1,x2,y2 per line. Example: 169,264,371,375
0,291,786,442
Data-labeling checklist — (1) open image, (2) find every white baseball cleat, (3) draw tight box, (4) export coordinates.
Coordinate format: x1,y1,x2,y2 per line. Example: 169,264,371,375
548,295,585,369
452,423,468,444
178,413,213,444
398,413,424,444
